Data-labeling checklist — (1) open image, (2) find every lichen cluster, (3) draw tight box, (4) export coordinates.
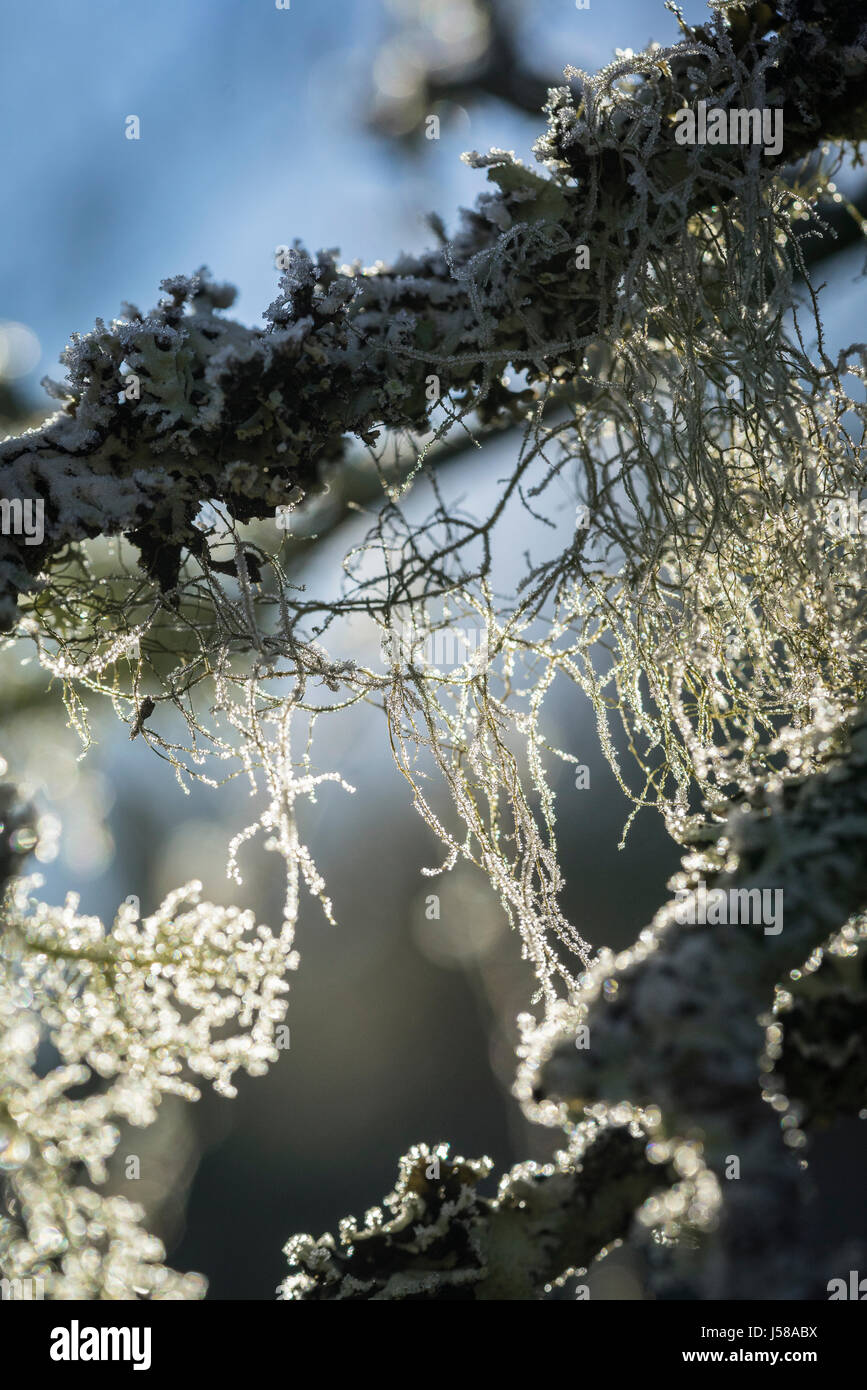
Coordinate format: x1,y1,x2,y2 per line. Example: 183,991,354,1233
1,0,867,1298
0,876,296,1297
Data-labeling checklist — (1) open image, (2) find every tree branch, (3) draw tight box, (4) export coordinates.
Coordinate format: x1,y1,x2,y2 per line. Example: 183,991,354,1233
1,0,865,627
522,706,867,1298
279,1130,661,1300
279,708,867,1300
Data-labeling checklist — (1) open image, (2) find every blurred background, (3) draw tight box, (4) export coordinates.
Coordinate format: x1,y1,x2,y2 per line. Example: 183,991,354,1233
1,0,866,1299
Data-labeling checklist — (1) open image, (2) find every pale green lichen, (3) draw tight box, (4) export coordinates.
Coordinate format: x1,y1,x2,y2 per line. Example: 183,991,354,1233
2,0,867,1301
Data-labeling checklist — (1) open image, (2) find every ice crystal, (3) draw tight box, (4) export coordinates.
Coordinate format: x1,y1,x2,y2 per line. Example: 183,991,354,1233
10,2,866,1013
0,877,295,1298
1,0,866,1299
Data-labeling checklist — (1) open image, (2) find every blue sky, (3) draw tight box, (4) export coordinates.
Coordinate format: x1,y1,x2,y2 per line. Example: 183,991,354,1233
4,7,865,1293
0,0,711,393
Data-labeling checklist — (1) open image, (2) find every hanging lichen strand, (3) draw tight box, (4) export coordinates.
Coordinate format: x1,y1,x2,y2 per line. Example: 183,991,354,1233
0,878,296,1298
9,3,865,997
2,0,867,1298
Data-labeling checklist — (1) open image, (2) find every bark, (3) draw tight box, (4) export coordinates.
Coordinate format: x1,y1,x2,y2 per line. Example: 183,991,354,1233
283,710,867,1299
524,708,867,1298
1,0,865,626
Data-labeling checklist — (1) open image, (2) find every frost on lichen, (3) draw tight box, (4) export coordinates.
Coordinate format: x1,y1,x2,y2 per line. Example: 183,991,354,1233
2,0,867,1299
3,2,865,1010
278,1129,671,1301
0,877,295,1298
279,1144,494,1301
